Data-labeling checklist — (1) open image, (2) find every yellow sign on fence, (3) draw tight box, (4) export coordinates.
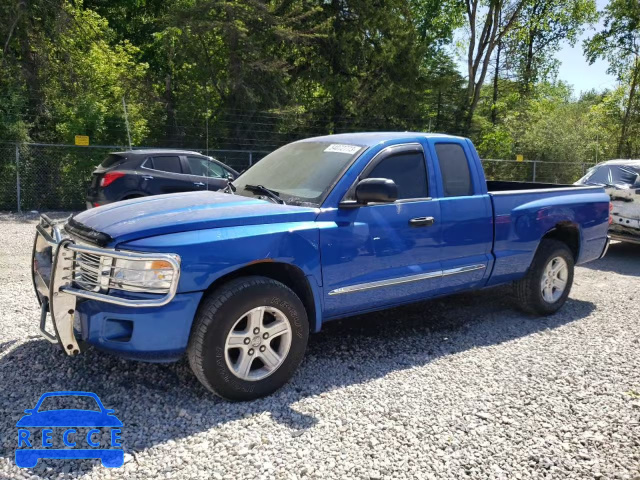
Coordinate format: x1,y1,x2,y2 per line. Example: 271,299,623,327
75,135,90,146
516,154,524,162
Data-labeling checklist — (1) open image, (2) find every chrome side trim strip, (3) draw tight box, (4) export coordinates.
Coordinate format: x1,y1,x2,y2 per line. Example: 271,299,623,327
328,270,441,296
442,264,486,277
328,264,486,296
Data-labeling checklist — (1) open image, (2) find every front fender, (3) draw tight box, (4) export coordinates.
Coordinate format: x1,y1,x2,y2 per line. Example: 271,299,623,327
119,221,332,295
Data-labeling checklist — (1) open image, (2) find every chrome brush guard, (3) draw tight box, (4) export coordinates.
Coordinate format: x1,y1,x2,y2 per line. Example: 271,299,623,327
32,215,181,355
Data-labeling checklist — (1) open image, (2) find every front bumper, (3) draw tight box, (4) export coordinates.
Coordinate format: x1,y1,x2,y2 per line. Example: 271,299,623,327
32,215,181,357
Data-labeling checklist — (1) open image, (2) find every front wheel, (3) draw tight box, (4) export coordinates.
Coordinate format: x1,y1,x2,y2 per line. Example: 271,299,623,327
514,239,575,315
187,276,309,401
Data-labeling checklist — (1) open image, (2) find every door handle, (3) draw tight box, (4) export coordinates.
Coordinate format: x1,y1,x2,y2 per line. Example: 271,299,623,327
193,182,205,187
142,175,154,180
409,216,435,227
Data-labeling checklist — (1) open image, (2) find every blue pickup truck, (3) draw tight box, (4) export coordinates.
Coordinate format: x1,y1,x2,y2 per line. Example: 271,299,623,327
32,133,610,400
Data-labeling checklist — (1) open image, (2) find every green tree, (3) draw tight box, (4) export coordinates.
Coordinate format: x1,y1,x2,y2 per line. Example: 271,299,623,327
506,0,597,94
585,0,640,157
0,0,148,144
461,0,529,134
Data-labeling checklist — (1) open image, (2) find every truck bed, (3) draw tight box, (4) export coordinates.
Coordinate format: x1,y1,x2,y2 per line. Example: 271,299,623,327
487,180,583,192
485,182,609,287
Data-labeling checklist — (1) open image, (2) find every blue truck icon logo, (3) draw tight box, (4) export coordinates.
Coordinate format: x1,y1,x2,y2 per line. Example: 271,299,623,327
15,391,123,468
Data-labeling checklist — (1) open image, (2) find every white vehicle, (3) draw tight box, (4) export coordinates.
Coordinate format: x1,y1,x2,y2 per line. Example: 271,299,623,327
576,160,640,244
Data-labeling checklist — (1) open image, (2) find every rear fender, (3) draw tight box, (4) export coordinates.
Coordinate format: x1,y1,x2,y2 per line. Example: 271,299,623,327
488,190,609,285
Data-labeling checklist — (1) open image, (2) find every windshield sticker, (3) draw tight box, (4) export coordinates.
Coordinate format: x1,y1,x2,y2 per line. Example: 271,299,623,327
324,144,361,155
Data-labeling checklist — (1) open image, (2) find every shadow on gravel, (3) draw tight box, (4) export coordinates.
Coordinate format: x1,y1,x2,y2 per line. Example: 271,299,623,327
581,241,640,277
0,286,595,475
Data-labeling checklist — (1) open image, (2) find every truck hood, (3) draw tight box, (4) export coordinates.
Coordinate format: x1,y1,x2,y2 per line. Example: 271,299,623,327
70,191,319,245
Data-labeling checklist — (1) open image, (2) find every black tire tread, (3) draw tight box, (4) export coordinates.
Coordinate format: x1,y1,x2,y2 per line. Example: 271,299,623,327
187,276,305,399
514,239,574,316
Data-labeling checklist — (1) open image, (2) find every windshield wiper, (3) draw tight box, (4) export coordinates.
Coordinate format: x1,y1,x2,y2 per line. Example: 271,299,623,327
244,184,286,204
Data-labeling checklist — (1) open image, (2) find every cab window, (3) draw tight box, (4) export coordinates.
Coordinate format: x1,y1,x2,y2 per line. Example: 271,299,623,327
365,152,428,199
434,143,473,197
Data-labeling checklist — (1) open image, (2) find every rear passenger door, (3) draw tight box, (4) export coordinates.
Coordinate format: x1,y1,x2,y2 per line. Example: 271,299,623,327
428,140,493,293
141,155,202,195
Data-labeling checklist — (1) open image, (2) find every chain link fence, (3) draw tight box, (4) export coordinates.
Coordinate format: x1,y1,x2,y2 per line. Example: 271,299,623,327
0,143,269,211
0,143,594,212
481,159,591,184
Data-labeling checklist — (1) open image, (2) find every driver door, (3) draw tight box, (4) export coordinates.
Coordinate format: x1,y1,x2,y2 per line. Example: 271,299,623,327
317,143,442,318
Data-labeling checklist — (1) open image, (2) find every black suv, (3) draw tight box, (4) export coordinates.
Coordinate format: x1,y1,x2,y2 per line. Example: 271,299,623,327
86,149,239,208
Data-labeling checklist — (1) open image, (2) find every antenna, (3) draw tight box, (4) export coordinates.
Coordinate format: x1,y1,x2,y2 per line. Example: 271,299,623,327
122,97,132,150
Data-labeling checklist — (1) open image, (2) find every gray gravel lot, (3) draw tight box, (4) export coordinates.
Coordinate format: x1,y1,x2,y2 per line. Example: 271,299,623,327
0,212,639,479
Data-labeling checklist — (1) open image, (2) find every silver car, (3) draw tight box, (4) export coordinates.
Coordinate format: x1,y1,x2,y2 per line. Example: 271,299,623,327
576,160,640,244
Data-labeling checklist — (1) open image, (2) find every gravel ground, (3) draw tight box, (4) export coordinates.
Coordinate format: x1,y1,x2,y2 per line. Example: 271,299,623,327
0,212,639,480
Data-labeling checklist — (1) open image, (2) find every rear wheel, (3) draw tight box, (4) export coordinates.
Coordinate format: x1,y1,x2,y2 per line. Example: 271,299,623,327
187,276,308,400
514,239,575,315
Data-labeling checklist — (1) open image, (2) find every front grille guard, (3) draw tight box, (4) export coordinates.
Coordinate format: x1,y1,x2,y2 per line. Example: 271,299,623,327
32,215,181,355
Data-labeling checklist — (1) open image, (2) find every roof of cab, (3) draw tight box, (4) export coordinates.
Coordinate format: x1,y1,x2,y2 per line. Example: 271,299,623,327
295,132,465,148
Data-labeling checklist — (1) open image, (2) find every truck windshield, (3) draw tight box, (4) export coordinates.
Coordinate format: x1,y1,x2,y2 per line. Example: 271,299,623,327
233,141,366,206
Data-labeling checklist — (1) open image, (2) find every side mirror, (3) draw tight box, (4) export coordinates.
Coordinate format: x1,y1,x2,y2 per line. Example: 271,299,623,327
355,178,398,204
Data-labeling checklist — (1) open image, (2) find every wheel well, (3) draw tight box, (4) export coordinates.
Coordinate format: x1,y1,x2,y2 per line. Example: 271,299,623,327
542,223,580,261
203,262,317,331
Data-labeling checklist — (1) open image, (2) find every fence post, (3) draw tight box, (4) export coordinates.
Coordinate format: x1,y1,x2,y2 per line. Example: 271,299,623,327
532,161,537,182
15,144,21,213
249,151,253,167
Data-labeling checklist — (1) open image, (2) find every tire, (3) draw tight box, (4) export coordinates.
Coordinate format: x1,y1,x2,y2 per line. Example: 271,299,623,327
513,239,575,316
187,276,309,401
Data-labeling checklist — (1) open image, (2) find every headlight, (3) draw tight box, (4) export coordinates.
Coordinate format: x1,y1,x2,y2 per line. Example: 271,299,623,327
111,259,175,292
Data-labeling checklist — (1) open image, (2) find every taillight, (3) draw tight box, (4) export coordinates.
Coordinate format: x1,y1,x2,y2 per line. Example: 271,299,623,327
100,171,125,187
609,202,613,224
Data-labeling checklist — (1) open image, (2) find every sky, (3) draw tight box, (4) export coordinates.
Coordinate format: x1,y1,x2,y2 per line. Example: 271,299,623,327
555,0,618,95
454,0,619,96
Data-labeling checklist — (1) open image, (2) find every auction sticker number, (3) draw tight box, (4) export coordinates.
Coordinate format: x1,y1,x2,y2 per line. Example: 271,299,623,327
324,144,361,155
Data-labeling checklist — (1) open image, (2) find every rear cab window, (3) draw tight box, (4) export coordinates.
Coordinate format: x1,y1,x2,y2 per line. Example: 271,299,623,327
433,143,474,197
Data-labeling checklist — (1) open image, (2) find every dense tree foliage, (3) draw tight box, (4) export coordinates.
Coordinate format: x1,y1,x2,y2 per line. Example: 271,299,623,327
1,0,639,166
